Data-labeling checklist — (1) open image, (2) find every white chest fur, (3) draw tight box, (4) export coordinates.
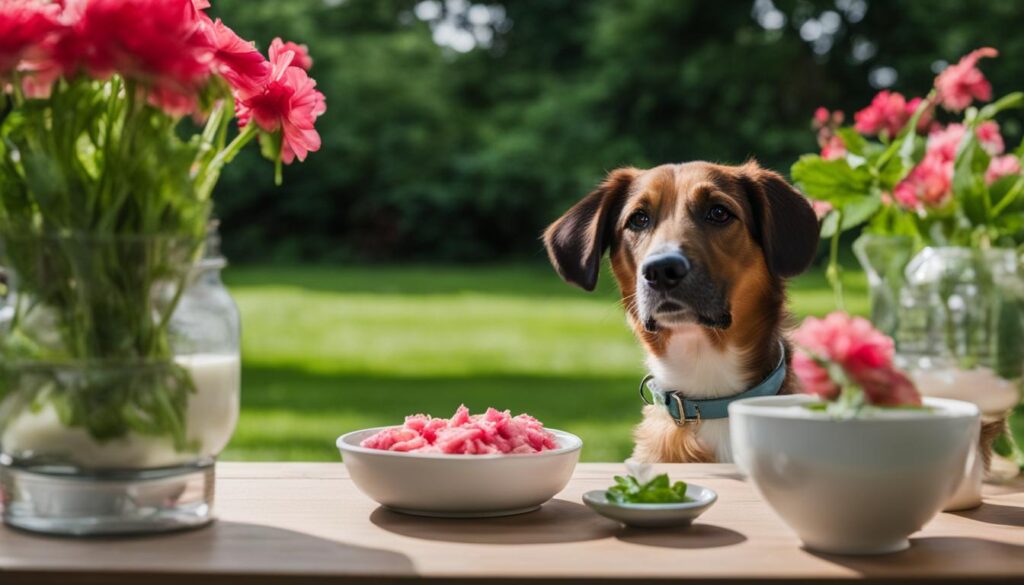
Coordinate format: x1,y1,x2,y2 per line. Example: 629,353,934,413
645,325,748,462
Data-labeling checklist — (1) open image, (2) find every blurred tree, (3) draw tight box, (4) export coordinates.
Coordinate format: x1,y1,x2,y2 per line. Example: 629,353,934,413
209,0,1024,262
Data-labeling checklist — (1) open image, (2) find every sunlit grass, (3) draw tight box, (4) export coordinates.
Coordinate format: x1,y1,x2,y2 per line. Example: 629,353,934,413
222,263,867,462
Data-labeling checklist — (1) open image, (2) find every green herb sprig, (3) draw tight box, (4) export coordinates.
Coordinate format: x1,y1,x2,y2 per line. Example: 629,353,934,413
606,473,691,504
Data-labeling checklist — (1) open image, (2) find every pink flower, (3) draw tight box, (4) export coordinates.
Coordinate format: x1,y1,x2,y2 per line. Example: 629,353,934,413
793,312,922,407
975,120,1004,156
236,46,326,164
812,106,846,158
269,37,313,71
793,351,839,399
202,17,268,92
59,0,214,114
850,367,922,407
809,199,834,220
813,107,830,128
854,91,906,137
927,121,1006,164
794,312,895,370
854,92,932,137
820,135,846,161
986,155,1021,185
0,0,60,75
893,152,953,210
926,123,967,163
935,47,998,112
18,60,61,98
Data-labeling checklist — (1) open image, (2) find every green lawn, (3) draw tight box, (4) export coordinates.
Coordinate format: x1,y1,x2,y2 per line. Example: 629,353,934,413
221,263,868,463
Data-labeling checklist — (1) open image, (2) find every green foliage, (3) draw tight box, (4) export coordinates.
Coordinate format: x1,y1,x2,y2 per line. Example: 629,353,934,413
606,473,691,504
204,0,1024,262
792,155,876,206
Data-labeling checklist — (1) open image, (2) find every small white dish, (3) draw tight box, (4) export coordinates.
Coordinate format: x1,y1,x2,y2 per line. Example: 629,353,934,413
730,394,980,555
581,484,717,528
337,427,582,518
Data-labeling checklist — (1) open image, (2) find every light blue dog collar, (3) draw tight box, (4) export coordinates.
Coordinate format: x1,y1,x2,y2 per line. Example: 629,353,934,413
639,342,787,425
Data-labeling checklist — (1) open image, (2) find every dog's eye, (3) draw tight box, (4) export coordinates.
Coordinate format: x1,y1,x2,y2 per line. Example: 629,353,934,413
626,210,651,231
705,205,733,225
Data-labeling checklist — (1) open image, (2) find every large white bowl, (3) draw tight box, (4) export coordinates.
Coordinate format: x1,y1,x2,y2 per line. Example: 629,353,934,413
730,395,979,555
337,427,582,517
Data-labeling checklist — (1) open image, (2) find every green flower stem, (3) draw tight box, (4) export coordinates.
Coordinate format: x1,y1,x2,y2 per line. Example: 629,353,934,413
826,208,845,310
197,124,258,199
192,101,230,193
826,384,866,419
991,175,1024,218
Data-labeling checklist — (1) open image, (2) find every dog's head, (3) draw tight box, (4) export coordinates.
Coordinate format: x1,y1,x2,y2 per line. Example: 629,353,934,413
543,161,819,336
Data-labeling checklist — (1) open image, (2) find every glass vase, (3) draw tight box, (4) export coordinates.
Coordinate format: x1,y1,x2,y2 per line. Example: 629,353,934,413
0,229,240,535
857,240,1022,490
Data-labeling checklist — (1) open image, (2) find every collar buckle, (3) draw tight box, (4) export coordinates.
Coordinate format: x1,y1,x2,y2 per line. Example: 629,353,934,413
669,393,701,427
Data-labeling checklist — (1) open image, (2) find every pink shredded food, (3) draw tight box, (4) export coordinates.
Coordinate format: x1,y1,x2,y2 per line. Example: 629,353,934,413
360,405,558,454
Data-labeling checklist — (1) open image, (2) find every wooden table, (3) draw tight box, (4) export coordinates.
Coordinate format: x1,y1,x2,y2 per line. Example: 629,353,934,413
1,463,1022,584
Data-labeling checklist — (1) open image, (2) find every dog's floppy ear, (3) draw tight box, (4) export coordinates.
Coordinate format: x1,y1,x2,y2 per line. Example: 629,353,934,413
543,168,638,291
740,162,820,278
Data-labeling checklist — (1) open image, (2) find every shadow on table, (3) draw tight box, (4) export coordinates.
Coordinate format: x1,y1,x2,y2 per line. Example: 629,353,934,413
703,470,746,482
952,502,1024,528
809,537,1024,576
2,521,418,579
369,499,619,544
615,524,747,549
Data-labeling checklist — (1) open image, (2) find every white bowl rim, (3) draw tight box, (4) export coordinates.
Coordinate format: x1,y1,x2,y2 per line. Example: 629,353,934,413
582,484,717,511
729,394,980,420
336,426,583,460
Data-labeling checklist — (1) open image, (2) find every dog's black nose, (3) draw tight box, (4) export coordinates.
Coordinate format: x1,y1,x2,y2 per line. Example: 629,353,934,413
642,252,691,290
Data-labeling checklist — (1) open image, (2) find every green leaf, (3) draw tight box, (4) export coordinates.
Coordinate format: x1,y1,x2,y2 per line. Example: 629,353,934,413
978,92,1024,121
993,431,1014,458
841,195,882,231
819,195,881,239
990,173,1024,216
820,209,839,238
953,139,991,225
791,155,874,206
836,128,869,156
605,473,692,504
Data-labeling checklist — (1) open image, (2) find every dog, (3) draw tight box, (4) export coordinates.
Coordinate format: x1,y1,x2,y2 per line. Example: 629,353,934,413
543,161,820,463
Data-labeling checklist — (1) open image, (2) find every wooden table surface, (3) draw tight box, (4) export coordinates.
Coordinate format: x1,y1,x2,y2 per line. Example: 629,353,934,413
1,462,1022,584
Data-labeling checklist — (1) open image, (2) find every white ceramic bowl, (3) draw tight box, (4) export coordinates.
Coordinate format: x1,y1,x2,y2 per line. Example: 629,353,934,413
337,427,582,517
730,395,979,555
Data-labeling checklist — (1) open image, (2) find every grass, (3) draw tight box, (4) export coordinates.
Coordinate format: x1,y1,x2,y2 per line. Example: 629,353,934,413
221,263,868,463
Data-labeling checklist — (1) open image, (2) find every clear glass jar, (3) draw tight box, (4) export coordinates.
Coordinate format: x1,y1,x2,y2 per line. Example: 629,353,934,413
858,242,1022,491
0,227,240,535
896,248,1024,382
